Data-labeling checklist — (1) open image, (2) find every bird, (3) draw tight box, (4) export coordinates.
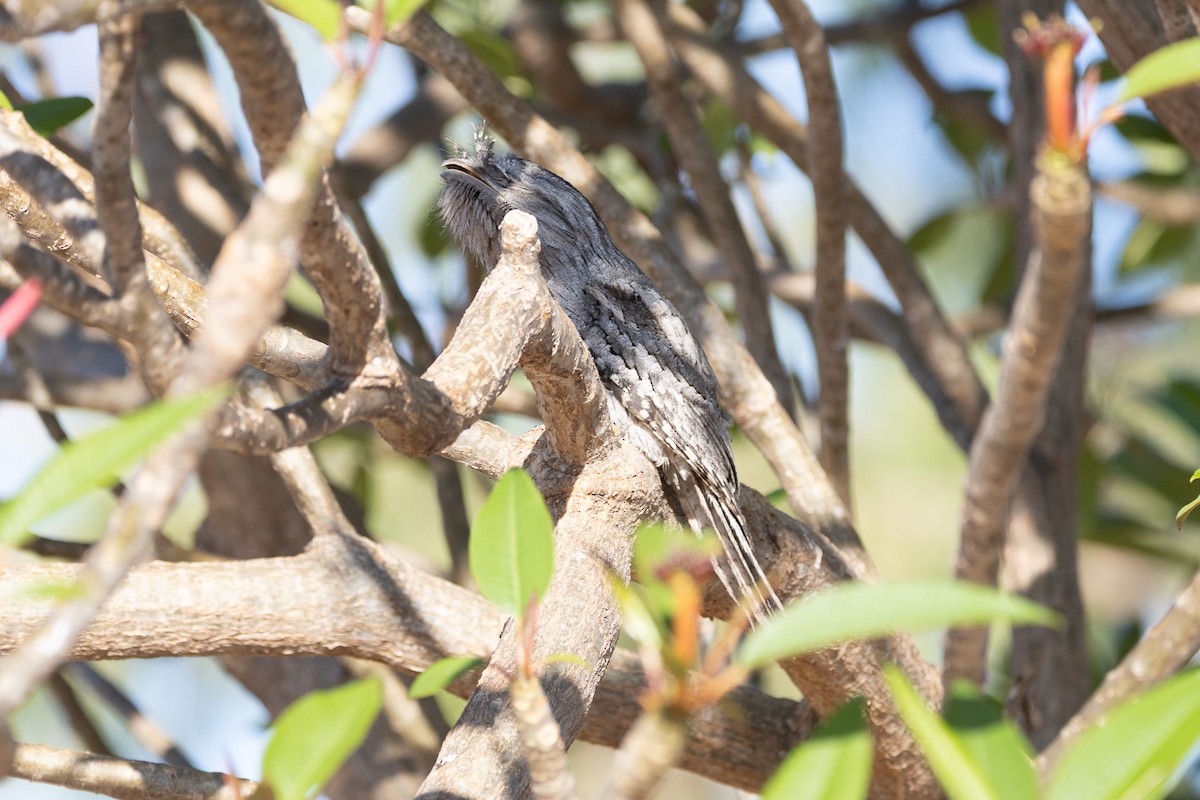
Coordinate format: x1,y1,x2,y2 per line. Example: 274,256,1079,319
437,131,782,622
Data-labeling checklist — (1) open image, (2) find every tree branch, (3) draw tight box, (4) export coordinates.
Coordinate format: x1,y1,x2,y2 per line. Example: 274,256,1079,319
944,155,1091,686
663,3,986,450
613,0,795,413
761,0,851,505
9,742,260,800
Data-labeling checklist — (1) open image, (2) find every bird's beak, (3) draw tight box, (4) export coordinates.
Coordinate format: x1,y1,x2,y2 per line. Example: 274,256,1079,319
441,158,499,195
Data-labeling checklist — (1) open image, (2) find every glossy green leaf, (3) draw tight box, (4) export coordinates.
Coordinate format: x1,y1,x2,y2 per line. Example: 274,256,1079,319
1118,37,1200,104
762,699,873,800
469,468,554,618
409,656,485,699
1178,468,1200,529
943,683,1037,800
736,580,1059,668
263,678,382,800
267,0,342,39
0,386,228,548
886,667,1003,800
16,97,93,137
1048,669,1200,800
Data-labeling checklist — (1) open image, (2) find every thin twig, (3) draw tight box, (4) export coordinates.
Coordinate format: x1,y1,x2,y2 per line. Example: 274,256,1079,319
738,0,984,53
1038,566,1200,773
45,673,114,757
9,742,260,800
189,0,398,383
612,0,795,413
760,0,851,505
663,3,986,450
94,6,183,394
62,664,192,768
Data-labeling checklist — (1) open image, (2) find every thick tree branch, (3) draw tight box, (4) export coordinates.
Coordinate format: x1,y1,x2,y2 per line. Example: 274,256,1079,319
0,530,799,792
944,155,1091,686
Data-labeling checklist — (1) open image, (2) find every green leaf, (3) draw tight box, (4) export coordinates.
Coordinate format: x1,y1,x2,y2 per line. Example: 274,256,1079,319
736,580,1059,669
964,3,1002,57
943,683,1037,800
409,656,485,699
631,522,719,623
1118,217,1195,273
456,27,525,81
0,90,12,111
262,678,382,800
15,97,93,137
1108,435,1191,507
934,94,996,166
610,577,665,651
701,97,738,156
886,667,1003,800
0,386,229,548
1178,468,1200,529
1114,116,1189,175
383,0,429,26
908,209,959,255
765,488,789,510
762,699,873,800
1087,512,1200,568
356,0,430,26
1047,669,1200,800
1155,379,1200,433
266,0,343,39
468,468,555,618
416,209,452,259
1118,37,1200,104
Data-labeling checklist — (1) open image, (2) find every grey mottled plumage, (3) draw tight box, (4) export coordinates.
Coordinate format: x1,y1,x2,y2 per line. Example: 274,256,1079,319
438,133,781,620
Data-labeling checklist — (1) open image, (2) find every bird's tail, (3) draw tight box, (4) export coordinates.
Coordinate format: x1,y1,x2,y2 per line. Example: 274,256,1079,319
667,468,783,625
